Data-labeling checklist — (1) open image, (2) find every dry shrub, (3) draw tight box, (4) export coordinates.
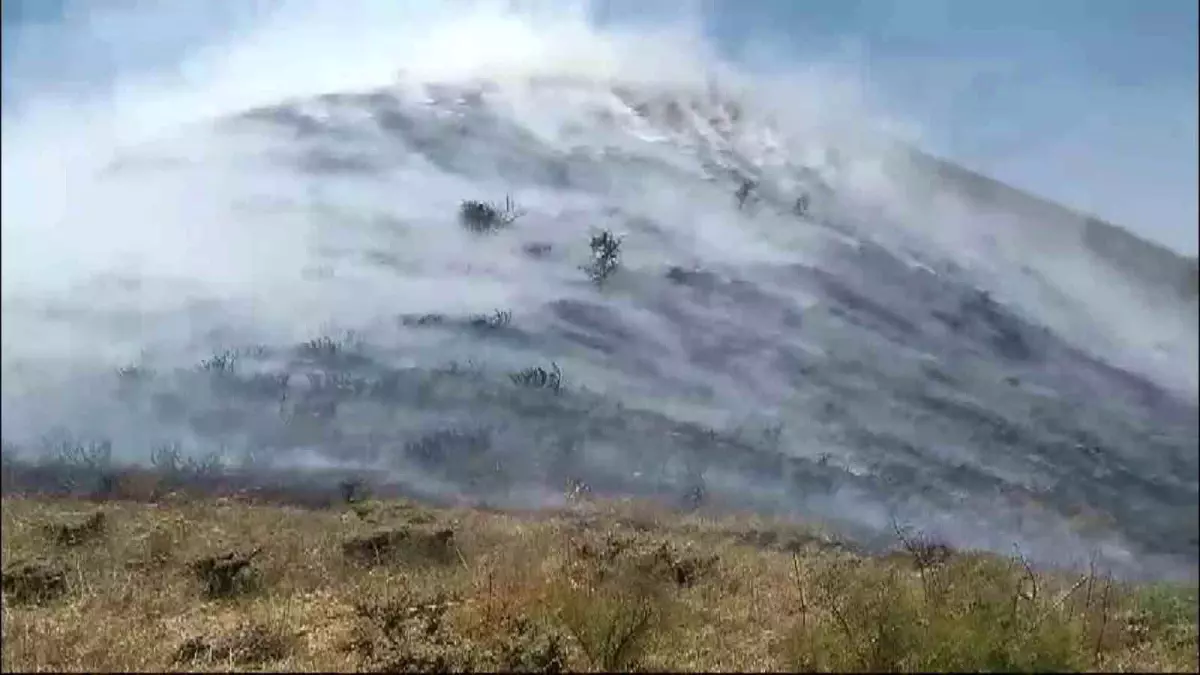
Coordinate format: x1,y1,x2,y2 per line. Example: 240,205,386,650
549,532,687,670
780,552,1155,672
1,495,1194,673
126,523,181,570
43,511,106,548
550,577,663,671
2,560,68,606
345,587,485,673
341,526,458,568
173,621,295,668
189,547,263,600
566,530,716,591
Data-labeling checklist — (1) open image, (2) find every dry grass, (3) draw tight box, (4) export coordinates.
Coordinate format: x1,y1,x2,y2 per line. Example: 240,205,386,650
1,491,1196,673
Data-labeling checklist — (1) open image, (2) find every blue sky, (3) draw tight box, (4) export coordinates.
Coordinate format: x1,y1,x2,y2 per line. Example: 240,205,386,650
4,0,1196,254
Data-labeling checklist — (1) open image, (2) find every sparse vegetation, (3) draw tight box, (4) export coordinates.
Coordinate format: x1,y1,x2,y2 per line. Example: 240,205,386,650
52,439,113,473
1,473,1195,672
398,309,514,333
510,362,564,394
341,526,458,568
190,547,264,600
404,428,492,473
297,334,351,360
173,621,296,669
339,477,370,505
399,312,447,327
198,349,239,375
469,309,513,331
459,196,525,233
149,443,224,486
582,229,623,287
43,511,107,548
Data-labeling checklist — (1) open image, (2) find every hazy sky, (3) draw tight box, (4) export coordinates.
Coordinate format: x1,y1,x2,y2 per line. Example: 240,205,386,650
4,0,1196,255
636,0,1200,256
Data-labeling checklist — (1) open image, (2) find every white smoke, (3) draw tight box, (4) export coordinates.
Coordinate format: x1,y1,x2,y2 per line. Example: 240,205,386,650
1,0,1195,581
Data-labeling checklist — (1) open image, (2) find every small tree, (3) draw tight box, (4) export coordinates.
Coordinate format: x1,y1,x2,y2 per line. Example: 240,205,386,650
582,229,623,287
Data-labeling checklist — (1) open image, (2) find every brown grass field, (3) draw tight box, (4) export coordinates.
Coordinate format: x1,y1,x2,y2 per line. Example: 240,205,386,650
1,472,1196,673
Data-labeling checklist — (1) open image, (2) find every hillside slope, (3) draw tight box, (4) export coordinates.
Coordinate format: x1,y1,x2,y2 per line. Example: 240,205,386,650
2,73,1196,583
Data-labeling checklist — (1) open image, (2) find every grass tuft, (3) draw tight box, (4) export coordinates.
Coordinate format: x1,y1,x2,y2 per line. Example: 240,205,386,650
190,547,264,600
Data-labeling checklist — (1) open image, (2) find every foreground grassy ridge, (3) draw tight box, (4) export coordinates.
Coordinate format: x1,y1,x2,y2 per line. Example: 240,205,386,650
1,494,1196,673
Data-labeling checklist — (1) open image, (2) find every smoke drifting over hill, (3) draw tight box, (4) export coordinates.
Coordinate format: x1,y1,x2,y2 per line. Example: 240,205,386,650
2,1,1196,581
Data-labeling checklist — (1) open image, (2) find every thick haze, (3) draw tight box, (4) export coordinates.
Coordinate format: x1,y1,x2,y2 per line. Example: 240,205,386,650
6,0,1197,255
691,0,1200,257
1,0,1197,582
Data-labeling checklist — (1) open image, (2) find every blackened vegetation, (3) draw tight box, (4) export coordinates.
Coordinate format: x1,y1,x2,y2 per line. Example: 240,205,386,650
582,229,622,287
548,299,635,357
17,355,794,515
198,350,239,375
665,265,720,289
340,477,371,505
807,267,920,339
510,363,564,394
469,309,513,331
398,309,514,334
399,312,448,328
296,334,369,369
914,393,1029,446
0,201,1192,583
151,443,225,490
291,372,366,423
459,196,525,233
40,439,117,495
950,289,1035,361
404,428,493,472
54,439,113,472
